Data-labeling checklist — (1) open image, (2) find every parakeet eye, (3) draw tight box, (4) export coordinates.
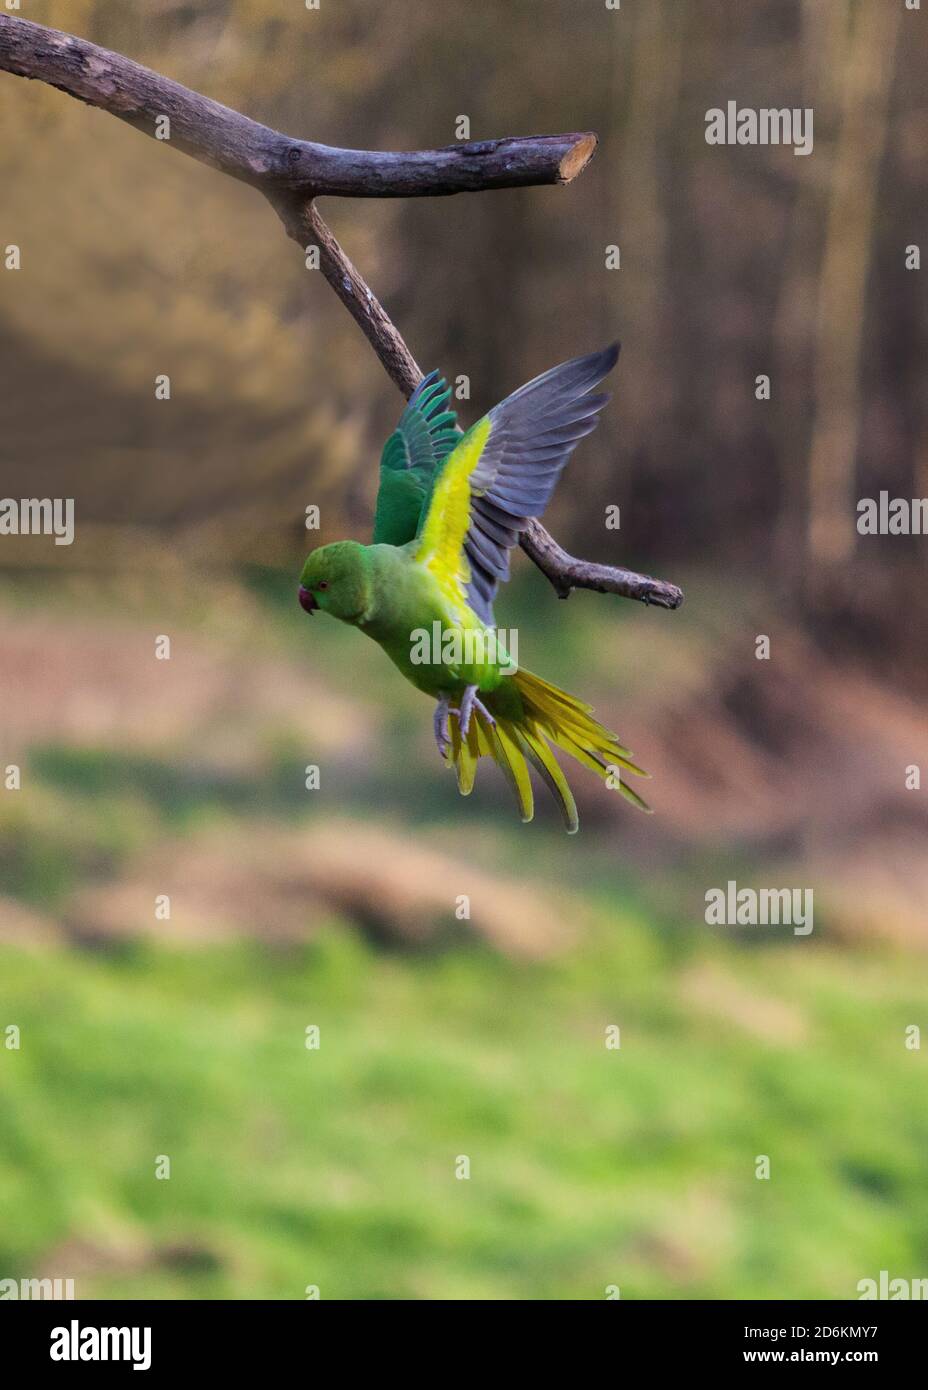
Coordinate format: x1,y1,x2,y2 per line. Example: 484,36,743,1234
318,581,328,591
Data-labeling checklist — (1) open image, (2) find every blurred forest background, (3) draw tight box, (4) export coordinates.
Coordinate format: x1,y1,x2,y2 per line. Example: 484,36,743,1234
1,0,927,1299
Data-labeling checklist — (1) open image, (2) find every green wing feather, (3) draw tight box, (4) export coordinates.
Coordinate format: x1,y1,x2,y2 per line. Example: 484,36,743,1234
372,371,461,545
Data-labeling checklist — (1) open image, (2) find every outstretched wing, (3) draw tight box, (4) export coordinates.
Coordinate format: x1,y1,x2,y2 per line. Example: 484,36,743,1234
415,343,620,623
372,370,461,545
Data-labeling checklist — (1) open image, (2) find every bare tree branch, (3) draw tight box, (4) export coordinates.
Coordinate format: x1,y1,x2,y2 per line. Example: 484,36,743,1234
519,521,683,609
0,13,683,612
0,16,595,197
271,194,422,397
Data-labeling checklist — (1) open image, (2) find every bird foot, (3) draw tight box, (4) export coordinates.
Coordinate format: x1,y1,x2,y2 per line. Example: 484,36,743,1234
453,684,496,738
433,694,452,760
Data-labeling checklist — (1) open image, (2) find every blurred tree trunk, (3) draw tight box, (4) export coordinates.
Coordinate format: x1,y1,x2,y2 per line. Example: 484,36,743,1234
806,0,900,567
773,0,842,581
610,0,683,431
604,0,684,548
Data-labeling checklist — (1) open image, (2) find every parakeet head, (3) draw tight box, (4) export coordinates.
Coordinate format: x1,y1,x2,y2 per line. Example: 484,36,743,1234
298,541,371,624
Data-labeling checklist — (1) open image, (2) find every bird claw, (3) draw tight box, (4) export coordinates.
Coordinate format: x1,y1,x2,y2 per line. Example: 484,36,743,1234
434,694,452,760
453,684,495,738
436,687,496,757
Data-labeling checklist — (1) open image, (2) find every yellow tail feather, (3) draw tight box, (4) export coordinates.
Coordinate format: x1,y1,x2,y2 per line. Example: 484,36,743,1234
447,667,651,832
492,721,534,823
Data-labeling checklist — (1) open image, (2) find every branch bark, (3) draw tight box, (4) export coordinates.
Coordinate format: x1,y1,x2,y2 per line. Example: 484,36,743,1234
519,521,683,609
0,13,683,612
271,195,422,397
0,16,595,197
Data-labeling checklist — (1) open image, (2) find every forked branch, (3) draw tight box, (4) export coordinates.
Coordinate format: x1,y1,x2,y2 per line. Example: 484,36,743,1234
0,14,683,611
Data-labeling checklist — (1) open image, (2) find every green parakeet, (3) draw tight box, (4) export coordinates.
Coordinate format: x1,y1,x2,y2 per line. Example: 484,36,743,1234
298,344,650,832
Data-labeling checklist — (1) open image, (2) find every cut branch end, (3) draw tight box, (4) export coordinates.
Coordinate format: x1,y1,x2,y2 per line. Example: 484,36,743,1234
558,132,598,183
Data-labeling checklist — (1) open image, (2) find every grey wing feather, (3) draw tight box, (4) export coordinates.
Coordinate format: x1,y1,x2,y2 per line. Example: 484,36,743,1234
463,342,620,623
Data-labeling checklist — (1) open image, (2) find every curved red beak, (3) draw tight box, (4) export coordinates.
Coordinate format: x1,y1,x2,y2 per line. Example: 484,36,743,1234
298,585,318,615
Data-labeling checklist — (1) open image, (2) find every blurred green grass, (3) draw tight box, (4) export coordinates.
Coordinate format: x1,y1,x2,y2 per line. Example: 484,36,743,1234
2,921,926,1299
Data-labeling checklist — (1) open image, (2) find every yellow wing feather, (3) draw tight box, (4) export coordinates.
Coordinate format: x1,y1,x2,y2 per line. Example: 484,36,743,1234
416,416,492,610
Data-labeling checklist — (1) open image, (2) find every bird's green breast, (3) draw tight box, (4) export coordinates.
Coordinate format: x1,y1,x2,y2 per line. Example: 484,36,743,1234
358,544,514,697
